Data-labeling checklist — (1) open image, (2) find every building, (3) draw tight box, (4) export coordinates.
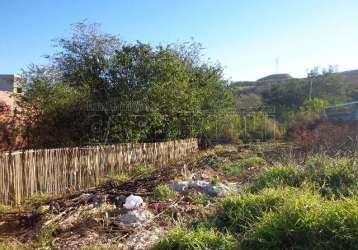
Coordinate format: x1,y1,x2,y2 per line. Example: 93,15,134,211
0,74,23,93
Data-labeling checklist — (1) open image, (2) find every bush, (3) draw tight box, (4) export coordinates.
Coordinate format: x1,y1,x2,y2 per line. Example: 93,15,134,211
240,194,358,249
153,184,176,199
251,165,305,192
153,227,237,250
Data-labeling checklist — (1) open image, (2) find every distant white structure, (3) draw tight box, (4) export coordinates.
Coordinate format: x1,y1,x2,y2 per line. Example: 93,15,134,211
0,74,23,93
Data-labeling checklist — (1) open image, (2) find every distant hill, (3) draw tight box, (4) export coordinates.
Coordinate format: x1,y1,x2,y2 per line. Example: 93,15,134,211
257,73,293,82
337,69,358,84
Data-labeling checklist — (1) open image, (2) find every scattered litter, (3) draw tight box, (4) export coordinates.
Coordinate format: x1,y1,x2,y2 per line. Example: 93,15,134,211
123,195,144,210
169,181,190,192
124,226,164,249
118,209,154,226
203,183,230,197
169,180,232,197
189,180,210,189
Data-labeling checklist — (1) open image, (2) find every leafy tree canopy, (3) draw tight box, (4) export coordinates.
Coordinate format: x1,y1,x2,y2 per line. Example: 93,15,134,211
19,22,234,148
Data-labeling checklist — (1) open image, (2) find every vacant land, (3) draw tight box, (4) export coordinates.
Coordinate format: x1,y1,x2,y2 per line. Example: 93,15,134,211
0,142,357,249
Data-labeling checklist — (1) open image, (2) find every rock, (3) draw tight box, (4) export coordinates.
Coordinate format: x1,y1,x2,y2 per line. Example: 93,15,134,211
123,195,143,210
118,209,153,226
169,181,190,192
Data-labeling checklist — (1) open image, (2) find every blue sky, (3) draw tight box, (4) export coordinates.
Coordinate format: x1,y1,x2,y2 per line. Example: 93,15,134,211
1,0,358,81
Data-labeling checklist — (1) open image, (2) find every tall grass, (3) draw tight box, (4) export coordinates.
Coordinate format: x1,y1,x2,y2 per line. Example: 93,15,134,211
250,154,358,198
240,195,358,249
153,227,237,250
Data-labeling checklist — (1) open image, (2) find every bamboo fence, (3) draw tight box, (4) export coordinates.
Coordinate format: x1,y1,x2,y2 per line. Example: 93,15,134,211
0,138,198,205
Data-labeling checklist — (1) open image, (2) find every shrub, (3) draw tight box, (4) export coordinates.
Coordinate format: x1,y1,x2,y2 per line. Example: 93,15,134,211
251,165,305,192
153,227,237,250
240,195,358,249
153,184,176,199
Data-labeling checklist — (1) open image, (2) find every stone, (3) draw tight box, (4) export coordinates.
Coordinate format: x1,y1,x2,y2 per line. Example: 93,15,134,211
169,181,190,192
118,209,154,225
123,195,143,210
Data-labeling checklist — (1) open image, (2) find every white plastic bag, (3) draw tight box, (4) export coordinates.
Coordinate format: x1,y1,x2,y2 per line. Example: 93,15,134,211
123,194,143,210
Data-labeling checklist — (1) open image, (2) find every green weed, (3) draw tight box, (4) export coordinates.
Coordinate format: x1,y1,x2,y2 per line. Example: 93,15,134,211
191,193,212,206
153,184,176,199
153,227,237,250
250,164,305,192
221,156,265,177
240,194,358,249
218,187,295,233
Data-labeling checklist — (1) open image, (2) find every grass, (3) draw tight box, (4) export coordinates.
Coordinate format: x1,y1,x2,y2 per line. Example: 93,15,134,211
305,155,358,198
153,184,177,199
23,193,52,208
240,194,358,249
81,245,118,250
0,240,25,250
218,187,297,233
250,164,305,192
153,227,237,250
34,225,56,248
131,164,152,177
155,151,358,250
250,155,358,198
191,193,213,206
109,173,130,182
108,164,153,183
221,156,266,177
0,205,15,214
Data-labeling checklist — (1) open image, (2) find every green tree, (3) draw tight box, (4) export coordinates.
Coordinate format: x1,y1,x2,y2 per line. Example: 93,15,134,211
19,22,234,148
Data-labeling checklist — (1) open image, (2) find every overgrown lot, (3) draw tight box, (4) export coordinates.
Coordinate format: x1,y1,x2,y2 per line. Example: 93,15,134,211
1,143,358,250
